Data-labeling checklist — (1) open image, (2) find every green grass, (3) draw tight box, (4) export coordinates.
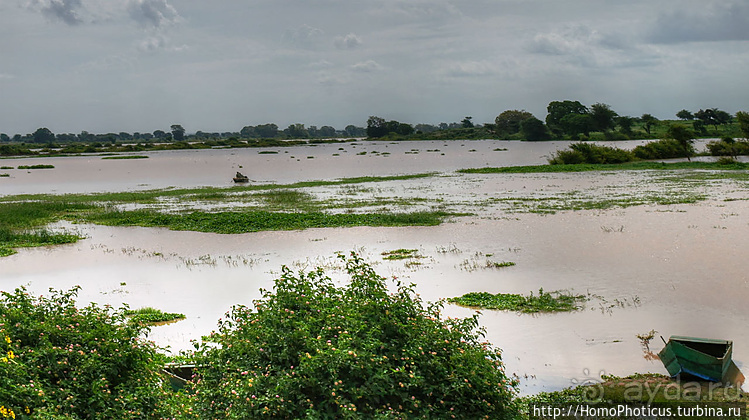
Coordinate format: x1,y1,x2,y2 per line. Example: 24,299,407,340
17,164,55,169
0,174,8,177
124,307,186,325
448,288,587,313
101,155,149,160
85,209,454,234
458,161,749,174
381,248,420,260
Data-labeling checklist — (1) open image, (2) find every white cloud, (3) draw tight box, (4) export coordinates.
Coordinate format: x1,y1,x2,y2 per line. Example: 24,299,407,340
334,33,362,49
282,24,324,48
350,60,383,73
26,0,84,25
442,60,495,77
127,0,181,28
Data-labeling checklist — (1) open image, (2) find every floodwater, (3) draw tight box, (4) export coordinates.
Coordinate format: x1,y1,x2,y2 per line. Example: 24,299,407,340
1,139,747,395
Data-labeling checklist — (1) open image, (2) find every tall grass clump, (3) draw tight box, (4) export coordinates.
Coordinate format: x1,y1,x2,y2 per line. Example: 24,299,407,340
188,253,519,419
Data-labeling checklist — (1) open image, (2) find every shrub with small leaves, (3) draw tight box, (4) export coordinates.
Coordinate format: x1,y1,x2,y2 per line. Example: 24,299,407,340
0,286,183,419
189,252,518,419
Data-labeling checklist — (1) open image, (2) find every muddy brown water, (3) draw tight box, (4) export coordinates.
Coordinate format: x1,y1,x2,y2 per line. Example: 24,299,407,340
1,139,747,395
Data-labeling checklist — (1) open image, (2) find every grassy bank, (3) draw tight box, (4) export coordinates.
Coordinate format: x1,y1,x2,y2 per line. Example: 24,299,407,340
448,289,587,313
459,161,749,174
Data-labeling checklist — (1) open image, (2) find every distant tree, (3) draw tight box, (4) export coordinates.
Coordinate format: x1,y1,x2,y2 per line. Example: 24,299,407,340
367,116,388,138
494,110,533,136
32,127,55,144
616,116,635,136
56,133,77,143
640,114,659,135
240,126,256,138
736,111,749,139
12,134,22,142
590,103,618,132
694,108,730,131
546,100,588,135
171,125,186,142
438,122,449,130
461,116,474,128
344,125,365,137
559,114,593,137
153,130,167,139
318,126,337,138
285,123,309,139
714,109,732,126
520,117,549,141
119,132,133,141
665,124,696,161
413,124,437,134
676,109,694,120
255,123,279,138
0,133,9,142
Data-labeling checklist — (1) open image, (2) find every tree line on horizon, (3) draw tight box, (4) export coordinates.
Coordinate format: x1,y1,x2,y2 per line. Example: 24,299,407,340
1,100,747,145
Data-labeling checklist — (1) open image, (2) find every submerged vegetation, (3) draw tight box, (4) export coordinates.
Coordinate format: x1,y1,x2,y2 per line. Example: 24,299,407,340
448,289,588,313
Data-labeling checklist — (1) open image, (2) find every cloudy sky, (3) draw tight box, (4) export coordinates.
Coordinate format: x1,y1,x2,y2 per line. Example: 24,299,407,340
1,0,748,135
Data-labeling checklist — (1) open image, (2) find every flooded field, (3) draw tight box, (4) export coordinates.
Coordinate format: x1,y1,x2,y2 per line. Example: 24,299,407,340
1,139,747,395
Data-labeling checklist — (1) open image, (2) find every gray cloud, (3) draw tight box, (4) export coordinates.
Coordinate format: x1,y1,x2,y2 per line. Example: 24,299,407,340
282,24,324,48
334,33,362,49
648,1,749,43
127,0,180,28
350,60,383,73
28,0,84,25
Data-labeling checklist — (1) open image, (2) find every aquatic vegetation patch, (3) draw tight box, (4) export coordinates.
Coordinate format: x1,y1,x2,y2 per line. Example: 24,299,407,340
101,155,149,160
448,289,586,313
458,161,749,174
124,307,186,325
85,209,455,234
381,248,421,260
17,164,54,169
0,174,8,177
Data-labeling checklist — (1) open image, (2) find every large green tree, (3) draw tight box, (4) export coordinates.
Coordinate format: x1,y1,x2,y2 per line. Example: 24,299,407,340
32,127,55,144
545,100,588,135
736,111,749,139
559,113,593,137
665,124,696,161
590,103,618,132
640,114,659,135
520,117,549,141
494,110,533,136
366,116,387,138
170,124,185,142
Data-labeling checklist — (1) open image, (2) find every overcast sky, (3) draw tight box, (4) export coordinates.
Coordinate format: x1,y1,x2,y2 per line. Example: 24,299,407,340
1,0,748,135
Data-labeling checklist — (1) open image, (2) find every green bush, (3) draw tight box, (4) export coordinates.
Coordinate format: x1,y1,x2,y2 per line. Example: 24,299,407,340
0,286,180,419
188,253,518,419
549,142,634,165
706,138,749,157
632,138,692,160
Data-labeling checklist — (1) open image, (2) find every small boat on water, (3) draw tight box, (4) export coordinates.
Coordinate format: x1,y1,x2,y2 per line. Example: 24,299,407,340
233,172,249,183
658,335,744,386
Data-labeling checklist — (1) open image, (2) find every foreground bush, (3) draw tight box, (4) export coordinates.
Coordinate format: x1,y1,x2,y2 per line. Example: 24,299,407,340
189,253,518,419
0,287,178,419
